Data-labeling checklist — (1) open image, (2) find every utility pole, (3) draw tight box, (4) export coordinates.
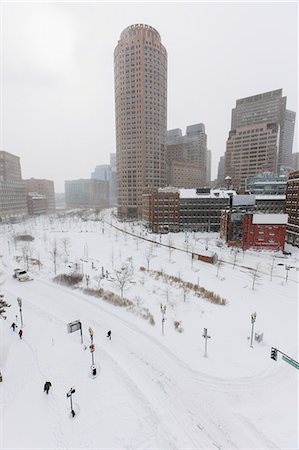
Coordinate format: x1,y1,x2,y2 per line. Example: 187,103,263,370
250,312,257,348
17,297,23,327
202,328,211,357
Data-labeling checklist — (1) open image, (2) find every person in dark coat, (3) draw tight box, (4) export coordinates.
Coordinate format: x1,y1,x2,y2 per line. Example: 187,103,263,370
10,322,17,331
106,330,111,340
44,381,52,394
18,329,23,339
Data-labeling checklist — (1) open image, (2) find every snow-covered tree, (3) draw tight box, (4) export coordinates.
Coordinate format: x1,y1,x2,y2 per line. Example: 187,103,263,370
49,239,59,275
113,263,134,297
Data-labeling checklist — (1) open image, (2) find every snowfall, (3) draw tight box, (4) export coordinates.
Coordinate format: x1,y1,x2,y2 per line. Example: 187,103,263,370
0,209,298,450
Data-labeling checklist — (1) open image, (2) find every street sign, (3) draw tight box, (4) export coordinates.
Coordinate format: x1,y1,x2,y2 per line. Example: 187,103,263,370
67,320,81,333
282,355,299,370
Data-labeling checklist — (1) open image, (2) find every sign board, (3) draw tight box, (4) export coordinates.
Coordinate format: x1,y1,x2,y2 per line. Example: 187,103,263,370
282,355,299,370
67,320,81,334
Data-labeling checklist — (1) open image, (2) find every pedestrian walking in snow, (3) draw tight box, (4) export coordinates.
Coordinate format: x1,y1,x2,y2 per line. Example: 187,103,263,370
10,322,17,331
18,329,23,339
44,381,52,394
106,330,111,340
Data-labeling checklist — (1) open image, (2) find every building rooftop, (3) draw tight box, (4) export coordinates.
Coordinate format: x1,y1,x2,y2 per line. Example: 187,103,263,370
179,189,236,199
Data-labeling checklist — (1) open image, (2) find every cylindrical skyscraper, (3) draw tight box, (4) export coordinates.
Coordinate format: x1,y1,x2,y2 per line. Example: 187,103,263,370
114,24,167,218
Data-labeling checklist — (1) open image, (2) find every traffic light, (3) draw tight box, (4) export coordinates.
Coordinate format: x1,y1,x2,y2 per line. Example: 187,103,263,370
203,328,207,337
271,347,278,361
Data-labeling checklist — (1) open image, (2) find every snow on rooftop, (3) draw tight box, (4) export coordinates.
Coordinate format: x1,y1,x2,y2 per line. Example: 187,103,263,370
252,213,288,224
255,195,285,200
179,189,236,199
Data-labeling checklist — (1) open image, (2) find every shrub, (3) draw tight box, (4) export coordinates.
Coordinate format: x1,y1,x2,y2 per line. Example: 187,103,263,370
174,320,183,333
144,269,228,306
53,273,84,286
16,235,34,241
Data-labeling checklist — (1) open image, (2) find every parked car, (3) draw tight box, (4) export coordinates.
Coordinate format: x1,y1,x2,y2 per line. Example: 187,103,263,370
13,268,33,282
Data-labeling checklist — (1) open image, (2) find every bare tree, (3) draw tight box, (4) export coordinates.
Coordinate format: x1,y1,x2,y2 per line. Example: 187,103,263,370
216,259,224,278
231,248,238,269
269,256,276,281
113,263,134,298
49,240,59,275
184,233,190,252
168,236,174,262
94,273,104,288
145,244,155,270
61,237,71,264
249,265,262,290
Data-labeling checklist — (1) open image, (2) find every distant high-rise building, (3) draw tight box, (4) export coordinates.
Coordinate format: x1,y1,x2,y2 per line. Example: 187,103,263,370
217,156,225,185
91,165,112,182
114,24,167,218
225,122,279,192
0,150,27,221
24,178,55,213
166,125,207,188
230,89,295,173
65,179,109,209
206,150,211,185
291,152,299,171
280,110,296,169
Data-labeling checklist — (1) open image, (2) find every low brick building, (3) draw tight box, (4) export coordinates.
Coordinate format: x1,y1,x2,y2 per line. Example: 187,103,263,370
220,210,287,251
142,188,180,233
27,193,47,215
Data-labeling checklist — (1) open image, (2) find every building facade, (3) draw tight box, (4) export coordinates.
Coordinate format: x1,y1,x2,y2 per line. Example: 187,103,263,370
245,172,287,195
285,170,299,247
0,150,27,222
24,178,55,213
27,193,47,215
230,89,295,172
225,122,279,192
142,187,180,233
65,179,109,209
142,188,285,234
166,125,208,187
220,210,287,251
114,24,167,218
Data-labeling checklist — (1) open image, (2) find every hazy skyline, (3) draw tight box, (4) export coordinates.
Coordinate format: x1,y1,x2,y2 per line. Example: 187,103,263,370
1,2,297,192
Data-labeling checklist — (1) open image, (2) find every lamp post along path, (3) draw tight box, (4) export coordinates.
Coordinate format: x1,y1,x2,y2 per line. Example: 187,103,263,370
250,312,257,348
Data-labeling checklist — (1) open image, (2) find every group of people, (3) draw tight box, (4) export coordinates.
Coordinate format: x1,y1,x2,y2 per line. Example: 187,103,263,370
10,322,22,339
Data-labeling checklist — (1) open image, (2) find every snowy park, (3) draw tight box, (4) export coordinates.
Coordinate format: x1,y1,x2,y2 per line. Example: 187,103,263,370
0,209,298,449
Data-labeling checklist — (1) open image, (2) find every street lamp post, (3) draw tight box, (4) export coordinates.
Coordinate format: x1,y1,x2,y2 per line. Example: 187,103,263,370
88,327,96,375
250,312,257,348
160,304,166,336
66,387,76,418
202,328,211,357
17,297,23,327
285,265,295,283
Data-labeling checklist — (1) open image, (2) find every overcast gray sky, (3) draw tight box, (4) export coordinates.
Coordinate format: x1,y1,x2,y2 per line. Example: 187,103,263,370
1,1,298,192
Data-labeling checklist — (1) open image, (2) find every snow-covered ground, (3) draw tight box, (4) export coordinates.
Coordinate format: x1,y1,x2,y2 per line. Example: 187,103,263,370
0,209,298,449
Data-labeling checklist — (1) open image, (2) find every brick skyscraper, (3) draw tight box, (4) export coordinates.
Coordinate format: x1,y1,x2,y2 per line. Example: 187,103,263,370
114,24,167,218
